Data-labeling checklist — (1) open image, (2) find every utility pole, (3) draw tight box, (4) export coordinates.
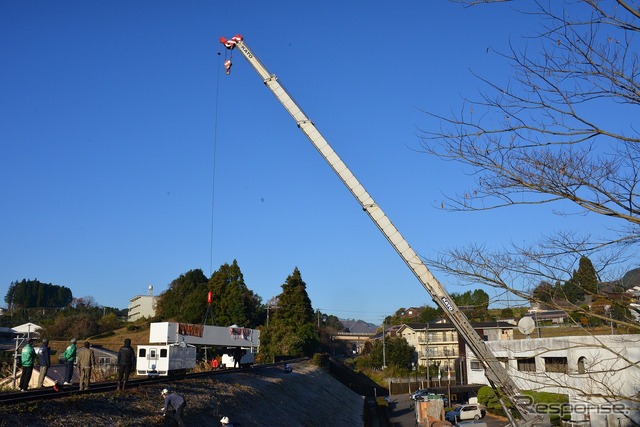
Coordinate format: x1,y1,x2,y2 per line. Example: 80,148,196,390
382,321,386,369
425,324,430,388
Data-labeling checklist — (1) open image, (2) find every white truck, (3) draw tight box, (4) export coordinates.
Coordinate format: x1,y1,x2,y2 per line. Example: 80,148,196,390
220,34,549,427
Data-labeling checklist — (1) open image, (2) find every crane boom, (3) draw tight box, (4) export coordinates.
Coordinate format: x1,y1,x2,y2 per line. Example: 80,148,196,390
220,34,546,426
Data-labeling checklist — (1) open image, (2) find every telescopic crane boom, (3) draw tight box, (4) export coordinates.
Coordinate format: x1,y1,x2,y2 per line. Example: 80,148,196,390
219,34,548,427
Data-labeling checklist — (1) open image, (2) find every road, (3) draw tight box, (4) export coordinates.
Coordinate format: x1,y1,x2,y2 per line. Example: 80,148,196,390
388,394,509,427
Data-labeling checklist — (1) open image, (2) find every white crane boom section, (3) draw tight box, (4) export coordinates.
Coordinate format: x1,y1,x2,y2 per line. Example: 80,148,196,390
220,34,547,426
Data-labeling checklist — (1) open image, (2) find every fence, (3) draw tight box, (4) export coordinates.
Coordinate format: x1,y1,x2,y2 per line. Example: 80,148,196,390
388,378,456,396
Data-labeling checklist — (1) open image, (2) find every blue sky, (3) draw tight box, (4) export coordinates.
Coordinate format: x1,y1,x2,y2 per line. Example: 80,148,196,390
0,2,621,325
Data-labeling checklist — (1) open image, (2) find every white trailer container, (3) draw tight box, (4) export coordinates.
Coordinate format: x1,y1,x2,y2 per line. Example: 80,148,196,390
136,322,260,376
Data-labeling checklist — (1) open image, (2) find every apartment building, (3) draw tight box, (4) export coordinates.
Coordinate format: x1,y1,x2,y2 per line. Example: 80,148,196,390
397,320,514,383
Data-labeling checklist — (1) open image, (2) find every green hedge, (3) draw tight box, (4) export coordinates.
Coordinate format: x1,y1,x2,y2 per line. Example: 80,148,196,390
477,386,570,426
522,390,571,425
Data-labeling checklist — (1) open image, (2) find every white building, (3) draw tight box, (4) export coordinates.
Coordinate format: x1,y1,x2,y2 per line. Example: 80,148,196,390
127,294,157,322
466,334,640,427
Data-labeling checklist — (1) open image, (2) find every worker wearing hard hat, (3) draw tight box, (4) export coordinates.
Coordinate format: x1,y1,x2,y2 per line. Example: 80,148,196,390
161,388,186,426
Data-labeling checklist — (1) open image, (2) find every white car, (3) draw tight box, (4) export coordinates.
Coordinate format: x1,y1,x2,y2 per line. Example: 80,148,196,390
445,404,486,422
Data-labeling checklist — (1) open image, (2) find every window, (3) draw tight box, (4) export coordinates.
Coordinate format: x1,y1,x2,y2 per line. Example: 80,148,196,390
577,356,586,374
138,349,146,357
517,357,536,372
544,357,568,373
160,349,168,357
98,357,111,364
470,361,482,370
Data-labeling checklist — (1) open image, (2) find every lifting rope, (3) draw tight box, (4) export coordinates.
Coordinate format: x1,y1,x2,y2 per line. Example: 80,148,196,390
209,34,242,275
209,44,223,276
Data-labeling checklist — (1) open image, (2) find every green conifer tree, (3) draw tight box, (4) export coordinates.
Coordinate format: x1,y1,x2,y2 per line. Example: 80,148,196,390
208,260,262,327
260,268,318,359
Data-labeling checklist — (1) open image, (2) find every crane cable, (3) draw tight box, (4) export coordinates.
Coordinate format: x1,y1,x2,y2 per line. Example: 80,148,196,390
209,46,223,276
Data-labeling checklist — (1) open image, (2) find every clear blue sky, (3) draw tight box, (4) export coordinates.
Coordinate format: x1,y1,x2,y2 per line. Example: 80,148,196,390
0,2,618,325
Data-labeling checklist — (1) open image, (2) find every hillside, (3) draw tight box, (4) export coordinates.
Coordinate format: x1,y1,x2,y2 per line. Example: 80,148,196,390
340,319,377,334
0,361,365,426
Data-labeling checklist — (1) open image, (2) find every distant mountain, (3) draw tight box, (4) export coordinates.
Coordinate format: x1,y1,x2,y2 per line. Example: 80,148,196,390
600,267,640,293
340,319,378,334
621,268,640,289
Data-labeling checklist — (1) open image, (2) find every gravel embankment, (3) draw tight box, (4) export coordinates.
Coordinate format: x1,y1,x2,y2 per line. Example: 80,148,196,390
0,361,365,426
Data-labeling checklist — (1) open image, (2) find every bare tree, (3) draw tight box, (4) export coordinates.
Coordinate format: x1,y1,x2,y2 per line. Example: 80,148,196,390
420,2,640,416
420,1,640,329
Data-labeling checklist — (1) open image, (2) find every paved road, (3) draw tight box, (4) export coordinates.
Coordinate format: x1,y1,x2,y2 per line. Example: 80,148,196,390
387,394,509,427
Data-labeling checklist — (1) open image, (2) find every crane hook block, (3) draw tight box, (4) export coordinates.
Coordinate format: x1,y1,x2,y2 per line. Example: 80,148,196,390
220,34,243,50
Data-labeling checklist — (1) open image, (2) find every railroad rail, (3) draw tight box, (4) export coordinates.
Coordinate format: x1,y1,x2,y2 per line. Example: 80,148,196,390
0,359,305,406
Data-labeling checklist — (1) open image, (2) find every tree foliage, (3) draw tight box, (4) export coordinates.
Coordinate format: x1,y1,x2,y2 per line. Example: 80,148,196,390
451,289,490,321
155,269,209,323
363,336,415,370
532,261,598,307
40,303,123,340
420,306,443,323
5,279,73,308
155,263,264,327
208,260,263,328
259,268,318,360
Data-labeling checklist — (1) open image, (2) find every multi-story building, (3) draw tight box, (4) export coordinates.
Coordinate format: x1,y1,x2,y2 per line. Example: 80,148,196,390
397,320,515,383
127,294,157,322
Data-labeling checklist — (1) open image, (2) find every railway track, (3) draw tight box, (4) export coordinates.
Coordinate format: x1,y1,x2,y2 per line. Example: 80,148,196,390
0,359,305,406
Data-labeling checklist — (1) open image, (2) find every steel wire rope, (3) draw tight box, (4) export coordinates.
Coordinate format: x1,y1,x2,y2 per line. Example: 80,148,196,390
209,48,223,276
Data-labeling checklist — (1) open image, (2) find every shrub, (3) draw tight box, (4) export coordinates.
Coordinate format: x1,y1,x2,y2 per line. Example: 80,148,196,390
522,390,570,426
312,353,329,367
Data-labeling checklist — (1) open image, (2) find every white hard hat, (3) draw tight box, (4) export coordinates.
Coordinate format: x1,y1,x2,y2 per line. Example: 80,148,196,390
161,388,169,395
220,416,230,424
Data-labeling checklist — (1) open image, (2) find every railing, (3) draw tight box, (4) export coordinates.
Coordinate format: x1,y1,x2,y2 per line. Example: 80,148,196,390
418,350,459,358
417,337,458,343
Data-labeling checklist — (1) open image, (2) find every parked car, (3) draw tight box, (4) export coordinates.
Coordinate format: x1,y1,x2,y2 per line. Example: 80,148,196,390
410,389,430,400
445,404,486,422
412,390,449,407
